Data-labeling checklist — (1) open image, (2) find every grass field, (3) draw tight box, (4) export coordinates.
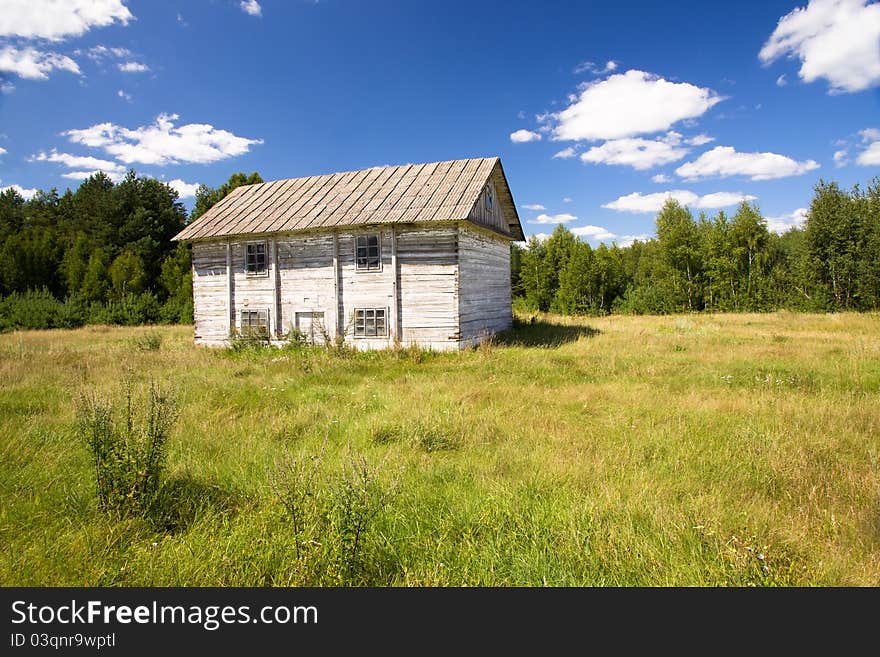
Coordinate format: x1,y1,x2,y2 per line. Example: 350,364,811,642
1,312,878,586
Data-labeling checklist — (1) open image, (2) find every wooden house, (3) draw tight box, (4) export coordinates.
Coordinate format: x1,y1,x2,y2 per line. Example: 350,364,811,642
173,157,524,350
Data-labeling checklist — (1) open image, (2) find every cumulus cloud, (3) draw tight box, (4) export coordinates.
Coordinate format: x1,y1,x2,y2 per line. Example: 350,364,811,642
117,89,132,102
0,147,6,157
766,207,809,234
522,203,546,210
0,46,80,80
562,197,573,203
118,61,149,73
571,224,616,240
603,190,757,213
167,179,200,199
651,173,672,183
857,140,880,165
63,113,263,165
32,149,126,174
759,0,880,93
0,183,38,199
530,213,577,224
510,129,542,143
833,149,848,166
776,74,788,86
579,132,689,170
553,147,577,159
675,145,820,180
552,70,724,141
0,0,133,41
240,1,263,17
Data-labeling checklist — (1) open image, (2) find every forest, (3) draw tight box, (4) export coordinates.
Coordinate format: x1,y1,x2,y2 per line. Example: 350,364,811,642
0,172,877,331
0,171,261,331
512,178,880,315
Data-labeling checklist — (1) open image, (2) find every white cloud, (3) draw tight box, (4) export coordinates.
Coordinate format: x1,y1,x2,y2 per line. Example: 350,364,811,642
615,234,652,247
562,197,573,203
603,190,757,213
240,1,263,17
552,70,724,141
531,213,577,224
117,89,132,102
776,74,788,86
167,179,200,199
860,127,880,141
573,60,618,75
0,46,80,80
510,129,542,143
0,147,6,157
61,170,125,182
759,0,880,93
857,140,880,165
0,0,133,41
63,113,263,165
32,149,126,174
571,224,616,240
531,233,551,242
766,208,808,234
81,45,132,62
686,133,714,146
1,183,38,200
833,149,848,166
675,145,820,180
118,61,149,73
522,203,545,210
651,173,672,183
1,81,14,93
579,132,689,170
553,147,577,159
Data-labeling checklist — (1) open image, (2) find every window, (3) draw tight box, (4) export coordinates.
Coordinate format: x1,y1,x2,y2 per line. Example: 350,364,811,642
240,309,269,336
355,234,381,271
246,242,267,275
353,308,387,337
486,188,493,211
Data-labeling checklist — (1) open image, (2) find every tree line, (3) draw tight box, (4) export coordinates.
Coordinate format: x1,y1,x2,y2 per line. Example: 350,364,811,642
0,170,261,331
0,173,877,331
512,178,880,315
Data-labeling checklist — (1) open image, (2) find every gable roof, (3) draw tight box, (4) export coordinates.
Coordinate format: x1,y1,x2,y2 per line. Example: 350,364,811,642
173,157,524,242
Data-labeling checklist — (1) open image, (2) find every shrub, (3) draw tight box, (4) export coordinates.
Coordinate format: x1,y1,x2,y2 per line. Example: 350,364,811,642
133,331,163,351
76,379,178,516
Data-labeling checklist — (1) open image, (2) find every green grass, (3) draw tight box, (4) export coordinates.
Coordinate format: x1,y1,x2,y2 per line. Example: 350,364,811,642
1,312,879,586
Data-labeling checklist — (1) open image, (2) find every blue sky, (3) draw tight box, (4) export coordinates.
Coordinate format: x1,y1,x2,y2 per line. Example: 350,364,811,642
1,0,878,244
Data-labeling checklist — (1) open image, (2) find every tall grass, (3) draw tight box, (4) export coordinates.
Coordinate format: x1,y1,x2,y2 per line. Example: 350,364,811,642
0,314,878,585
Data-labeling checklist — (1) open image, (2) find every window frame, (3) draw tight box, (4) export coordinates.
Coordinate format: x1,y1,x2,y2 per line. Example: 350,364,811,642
245,241,268,277
485,187,493,211
354,233,382,272
239,308,270,337
352,307,388,338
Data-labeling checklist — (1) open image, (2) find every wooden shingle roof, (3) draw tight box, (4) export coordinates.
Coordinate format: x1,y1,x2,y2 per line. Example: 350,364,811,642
173,157,524,242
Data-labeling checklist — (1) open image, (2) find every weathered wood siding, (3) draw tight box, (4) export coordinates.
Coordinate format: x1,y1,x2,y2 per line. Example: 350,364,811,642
337,228,397,348
457,224,512,344
230,240,277,335
191,241,230,344
277,233,336,341
468,180,509,236
191,222,504,350
397,226,459,347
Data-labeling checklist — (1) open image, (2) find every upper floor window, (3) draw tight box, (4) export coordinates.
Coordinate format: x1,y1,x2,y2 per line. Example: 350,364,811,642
355,234,381,271
246,242,267,275
486,188,493,211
